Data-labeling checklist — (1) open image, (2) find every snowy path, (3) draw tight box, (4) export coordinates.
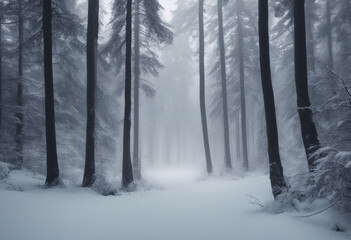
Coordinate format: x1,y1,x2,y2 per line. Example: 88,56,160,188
0,169,349,240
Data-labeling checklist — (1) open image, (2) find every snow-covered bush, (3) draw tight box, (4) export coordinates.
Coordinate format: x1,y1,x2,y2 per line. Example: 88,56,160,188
91,173,117,196
287,148,351,213
309,149,351,212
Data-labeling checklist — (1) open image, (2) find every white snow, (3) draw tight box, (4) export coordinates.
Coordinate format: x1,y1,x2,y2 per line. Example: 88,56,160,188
0,169,350,240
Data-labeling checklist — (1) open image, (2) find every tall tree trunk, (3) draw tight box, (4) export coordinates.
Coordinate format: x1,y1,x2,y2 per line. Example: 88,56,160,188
133,0,141,180
0,5,2,129
237,8,248,171
199,0,213,174
122,0,134,188
326,1,333,70
43,0,60,185
217,0,232,169
235,114,241,160
258,0,286,199
305,0,315,72
294,0,320,170
83,0,99,187
15,0,24,167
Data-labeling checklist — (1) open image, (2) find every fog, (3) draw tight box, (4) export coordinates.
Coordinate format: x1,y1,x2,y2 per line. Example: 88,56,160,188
0,0,350,239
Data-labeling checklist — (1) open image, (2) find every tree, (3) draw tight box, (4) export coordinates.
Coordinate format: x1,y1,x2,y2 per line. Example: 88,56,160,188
82,0,99,187
217,0,232,169
258,0,286,199
15,0,24,167
199,0,213,174
326,1,333,70
132,0,173,179
43,0,60,185
236,0,248,171
305,0,315,72
103,0,172,180
133,0,141,180
0,2,2,129
294,0,321,170
122,0,134,188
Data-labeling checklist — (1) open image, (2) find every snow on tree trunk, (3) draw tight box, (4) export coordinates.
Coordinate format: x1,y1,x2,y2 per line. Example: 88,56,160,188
294,0,321,171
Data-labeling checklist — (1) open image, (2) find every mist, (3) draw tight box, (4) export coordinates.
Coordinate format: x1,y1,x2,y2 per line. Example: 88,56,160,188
0,0,350,239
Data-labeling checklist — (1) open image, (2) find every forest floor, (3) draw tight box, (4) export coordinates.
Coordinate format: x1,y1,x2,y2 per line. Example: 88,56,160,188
0,168,350,240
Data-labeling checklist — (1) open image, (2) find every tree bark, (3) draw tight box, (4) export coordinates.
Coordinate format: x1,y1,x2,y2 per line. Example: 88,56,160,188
199,0,213,174
217,0,232,169
133,0,141,180
83,0,99,187
305,0,315,72
0,4,2,129
122,0,134,188
258,0,286,199
294,0,320,170
237,7,249,171
15,0,24,167
43,0,60,185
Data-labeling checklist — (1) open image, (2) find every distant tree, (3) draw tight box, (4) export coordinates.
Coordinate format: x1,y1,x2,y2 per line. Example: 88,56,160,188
236,0,248,171
325,1,333,70
15,0,24,167
133,0,141,179
305,0,316,72
199,0,213,174
217,0,232,169
122,0,133,188
43,0,60,185
258,0,286,199
132,0,173,179
103,0,172,180
83,0,99,187
294,0,321,170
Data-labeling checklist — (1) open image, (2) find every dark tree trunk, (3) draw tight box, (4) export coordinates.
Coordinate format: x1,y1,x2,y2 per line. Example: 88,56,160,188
258,0,286,199
43,0,60,186
133,0,141,180
0,5,2,129
15,0,24,167
122,0,134,188
237,8,248,171
305,0,315,72
199,0,213,174
294,0,320,170
82,0,99,187
217,0,232,169
326,1,333,70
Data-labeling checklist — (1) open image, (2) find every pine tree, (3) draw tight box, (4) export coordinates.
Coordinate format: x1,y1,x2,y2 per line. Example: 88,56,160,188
294,0,321,170
258,0,286,198
43,0,60,185
217,0,232,169
199,0,213,174
83,0,99,187
122,0,134,188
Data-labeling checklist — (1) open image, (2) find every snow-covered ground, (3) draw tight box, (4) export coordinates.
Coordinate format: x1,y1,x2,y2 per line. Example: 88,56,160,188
0,168,350,240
